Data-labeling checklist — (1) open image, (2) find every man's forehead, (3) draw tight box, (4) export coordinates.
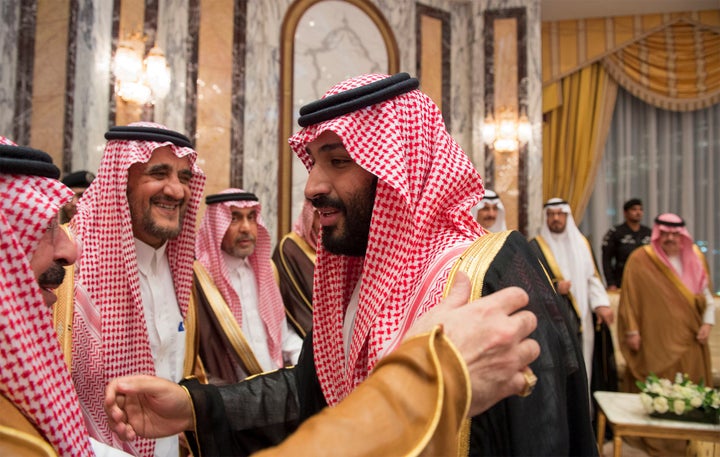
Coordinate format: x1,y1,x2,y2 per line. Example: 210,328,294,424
546,208,565,215
481,203,499,210
147,146,190,166
305,131,347,154
229,205,258,215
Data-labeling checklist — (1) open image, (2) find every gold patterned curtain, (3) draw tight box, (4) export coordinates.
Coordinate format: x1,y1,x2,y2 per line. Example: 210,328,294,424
542,63,617,220
541,10,720,221
602,19,720,111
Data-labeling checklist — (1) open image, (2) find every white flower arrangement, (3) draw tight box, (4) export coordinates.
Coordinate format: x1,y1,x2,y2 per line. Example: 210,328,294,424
638,373,720,422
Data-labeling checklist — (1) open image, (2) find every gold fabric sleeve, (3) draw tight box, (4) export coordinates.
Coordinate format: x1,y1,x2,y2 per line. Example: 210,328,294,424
0,395,57,457
52,224,76,371
252,326,470,457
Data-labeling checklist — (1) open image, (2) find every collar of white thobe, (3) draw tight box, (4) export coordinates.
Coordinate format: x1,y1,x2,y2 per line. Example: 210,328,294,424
222,252,257,301
222,250,250,273
134,238,168,277
668,254,683,275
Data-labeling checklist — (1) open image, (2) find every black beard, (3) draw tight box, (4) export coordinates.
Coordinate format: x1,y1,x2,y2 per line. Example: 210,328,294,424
37,262,66,286
313,178,377,257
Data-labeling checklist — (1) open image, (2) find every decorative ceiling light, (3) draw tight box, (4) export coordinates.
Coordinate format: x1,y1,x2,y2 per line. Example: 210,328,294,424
113,36,171,105
482,106,531,152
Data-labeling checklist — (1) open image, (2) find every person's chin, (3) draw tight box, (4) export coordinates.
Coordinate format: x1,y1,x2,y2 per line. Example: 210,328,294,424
151,216,182,236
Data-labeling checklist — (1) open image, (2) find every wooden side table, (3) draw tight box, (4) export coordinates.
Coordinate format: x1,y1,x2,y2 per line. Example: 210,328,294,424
594,391,720,457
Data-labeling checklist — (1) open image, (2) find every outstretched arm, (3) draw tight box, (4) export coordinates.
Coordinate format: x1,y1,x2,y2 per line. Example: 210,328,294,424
104,376,193,441
253,272,539,457
105,272,538,447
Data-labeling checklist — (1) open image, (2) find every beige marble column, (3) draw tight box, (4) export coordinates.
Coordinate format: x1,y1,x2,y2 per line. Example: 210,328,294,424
31,0,71,168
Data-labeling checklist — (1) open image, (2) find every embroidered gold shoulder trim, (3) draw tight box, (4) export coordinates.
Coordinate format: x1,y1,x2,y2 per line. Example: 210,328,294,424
53,223,75,371
0,424,57,457
275,233,315,321
444,231,513,301
192,261,264,375
643,245,695,305
532,236,582,322
443,231,512,457
286,231,317,264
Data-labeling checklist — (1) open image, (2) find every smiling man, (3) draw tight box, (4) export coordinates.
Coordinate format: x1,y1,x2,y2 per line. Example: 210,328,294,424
193,189,302,384
58,122,206,457
470,189,507,232
179,74,595,456
100,74,595,457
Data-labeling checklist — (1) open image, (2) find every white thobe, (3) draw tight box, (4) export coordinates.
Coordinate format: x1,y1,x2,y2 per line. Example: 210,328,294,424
135,239,185,457
224,252,303,370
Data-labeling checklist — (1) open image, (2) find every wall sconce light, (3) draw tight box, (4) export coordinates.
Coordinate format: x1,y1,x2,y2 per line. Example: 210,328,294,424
482,106,531,152
112,36,171,105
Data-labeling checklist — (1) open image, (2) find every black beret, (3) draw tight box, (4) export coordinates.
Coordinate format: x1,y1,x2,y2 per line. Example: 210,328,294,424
61,170,95,188
0,144,60,179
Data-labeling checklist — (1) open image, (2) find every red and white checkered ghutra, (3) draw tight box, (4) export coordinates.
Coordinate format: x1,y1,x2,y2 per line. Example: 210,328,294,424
196,188,285,367
289,74,486,405
0,136,93,456
70,123,205,456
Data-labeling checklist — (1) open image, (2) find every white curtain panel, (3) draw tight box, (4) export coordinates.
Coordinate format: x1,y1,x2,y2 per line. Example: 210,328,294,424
582,88,719,292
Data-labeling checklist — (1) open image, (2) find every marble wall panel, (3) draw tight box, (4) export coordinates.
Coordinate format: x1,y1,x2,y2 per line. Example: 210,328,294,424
70,0,114,173
244,0,292,239
415,0,472,153
194,0,235,198
13,1,37,146
31,0,71,169
447,1,472,154
1,0,542,242
525,0,542,236
289,0,389,225
472,0,542,236
0,1,21,140
154,0,191,133
373,0,414,71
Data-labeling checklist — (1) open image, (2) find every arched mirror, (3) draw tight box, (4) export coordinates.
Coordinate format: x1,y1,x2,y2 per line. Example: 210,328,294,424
278,0,399,239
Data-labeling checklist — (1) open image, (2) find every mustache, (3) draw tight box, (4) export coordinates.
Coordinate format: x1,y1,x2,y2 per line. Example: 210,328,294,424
37,262,66,287
309,196,344,211
151,195,184,205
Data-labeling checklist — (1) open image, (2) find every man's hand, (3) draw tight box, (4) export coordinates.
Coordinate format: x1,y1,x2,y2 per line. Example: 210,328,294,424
104,375,194,441
406,272,540,417
595,305,614,326
625,333,641,352
556,280,571,295
697,323,712,344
